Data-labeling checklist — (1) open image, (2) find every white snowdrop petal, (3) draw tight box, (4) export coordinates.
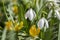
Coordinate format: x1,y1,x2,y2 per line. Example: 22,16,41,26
33,10,36,18
54,2,59,7
44,26,47,32
55,10,60,20
54,0,59,3
29,9,34,20
47,0,58,2
25,8,36,21
46,0,54,1
25,11,29,19
37,18,45,29
44,18,49,28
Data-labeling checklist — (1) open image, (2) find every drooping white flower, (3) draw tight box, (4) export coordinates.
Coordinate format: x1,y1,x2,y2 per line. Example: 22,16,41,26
47,8,60,20
46,0,59,9
44,18,49,28
55,9,60,20
48,0,54,1
37,18,45,29
46,0,58,2
37,17,49,29
25,8,36,21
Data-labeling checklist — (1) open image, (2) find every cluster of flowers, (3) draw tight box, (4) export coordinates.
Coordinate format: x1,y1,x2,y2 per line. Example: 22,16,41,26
6,6,49,38
4,0,60,38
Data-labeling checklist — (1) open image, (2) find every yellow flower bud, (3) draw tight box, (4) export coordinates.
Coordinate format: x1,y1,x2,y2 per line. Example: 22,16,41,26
12,6,18,14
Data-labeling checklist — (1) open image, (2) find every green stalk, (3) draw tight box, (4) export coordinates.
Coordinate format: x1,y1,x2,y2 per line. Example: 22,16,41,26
58,21,60,40
2,0,8,20
1,1,8,40
1,28,7,40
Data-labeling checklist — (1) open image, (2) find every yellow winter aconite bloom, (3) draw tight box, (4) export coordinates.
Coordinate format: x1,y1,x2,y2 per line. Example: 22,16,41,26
29,25,40,37
19,21,23,30
12,6,18,14
5,21,12,30
14,24,19,31
37,28,40,35
14,21,23,31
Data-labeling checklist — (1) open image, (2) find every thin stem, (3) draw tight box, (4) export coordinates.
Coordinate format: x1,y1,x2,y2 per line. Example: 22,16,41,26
2,0,8,20
1,28,7,40
58,21,60,40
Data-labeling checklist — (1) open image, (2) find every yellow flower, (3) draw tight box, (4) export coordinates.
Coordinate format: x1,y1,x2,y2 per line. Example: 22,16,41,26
19,21,23,30
29,25,40,37
14,24,19,31
12,6,18,14
5,21,12,30
14,21,23,31
37,28,40,35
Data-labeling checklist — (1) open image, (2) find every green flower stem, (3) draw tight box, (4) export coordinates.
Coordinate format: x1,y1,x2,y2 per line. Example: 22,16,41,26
1,28,7,40
37,0,47,20
58,21,60,40
39,0,43,11
2,0,8,20
9,12,14,22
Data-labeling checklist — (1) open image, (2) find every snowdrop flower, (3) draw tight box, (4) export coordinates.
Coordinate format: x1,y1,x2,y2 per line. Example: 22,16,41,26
54,2,59,8
46,0,58,2
46,0,59,9
55,9,60,20
37,17,49,30
25,8,36,21
47,0,53,1
47,9,60,20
